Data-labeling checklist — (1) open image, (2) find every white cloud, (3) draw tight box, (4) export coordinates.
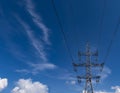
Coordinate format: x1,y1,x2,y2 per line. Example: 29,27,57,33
29,63,56,70
93,86,120,93
11,79,49,93
58,72,78,86
17,18,47,62
58,71,75,80
71,80,76,85
100,67,111,80
25,25,47,62
16,63,57,74
14,0,55,75
29,63,57,74
95,91,110,93
66,80,76,85
82,90,112,93
16,69,30,74
14,17,57,74
0,78,8,92
53,70,77,85
25,0,50,44
112,86,120,93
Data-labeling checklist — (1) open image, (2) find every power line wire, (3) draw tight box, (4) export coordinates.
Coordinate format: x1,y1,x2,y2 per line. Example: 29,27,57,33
68,0,80,49
100,17,120,75
96,0,120,89
51,0,74,62
95,0,120,88
92,0,107,88
94,0,108,85
98,0,107,49
103,18,120,63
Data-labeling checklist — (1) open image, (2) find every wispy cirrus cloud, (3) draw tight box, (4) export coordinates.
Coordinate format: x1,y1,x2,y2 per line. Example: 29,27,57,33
16,18,56,72
25,0,50,45
16,62,57,75
16,69,30,74
28,63,57,74
19,19,47,62
15,16,56,74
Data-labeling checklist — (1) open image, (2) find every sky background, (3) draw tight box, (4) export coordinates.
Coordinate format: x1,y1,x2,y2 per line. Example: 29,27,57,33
0,0,120,93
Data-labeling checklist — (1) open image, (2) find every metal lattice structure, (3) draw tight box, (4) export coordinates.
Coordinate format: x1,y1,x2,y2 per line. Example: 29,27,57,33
73,43,104,93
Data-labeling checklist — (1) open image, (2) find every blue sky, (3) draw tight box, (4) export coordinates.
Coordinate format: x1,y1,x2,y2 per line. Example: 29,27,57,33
0,0,120,93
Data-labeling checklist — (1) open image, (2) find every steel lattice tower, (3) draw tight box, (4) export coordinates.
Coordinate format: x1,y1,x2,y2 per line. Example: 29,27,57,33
73,43,104,93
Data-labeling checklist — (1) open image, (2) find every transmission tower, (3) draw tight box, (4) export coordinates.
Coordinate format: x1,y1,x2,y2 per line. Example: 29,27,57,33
73,43,104,93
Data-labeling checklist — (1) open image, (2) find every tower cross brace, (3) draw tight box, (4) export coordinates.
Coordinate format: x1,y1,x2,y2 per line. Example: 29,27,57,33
73,43,104,93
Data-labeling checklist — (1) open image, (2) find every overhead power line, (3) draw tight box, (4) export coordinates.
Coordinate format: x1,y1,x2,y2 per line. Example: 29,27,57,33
51,0,74,62
103,18,120,63
98,0,107,48
68,0,80,48
99,17,120,83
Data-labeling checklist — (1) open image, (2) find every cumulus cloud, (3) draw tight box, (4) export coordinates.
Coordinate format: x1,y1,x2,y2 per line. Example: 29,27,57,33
93,86,120,93
11,79,48,93
112,86,120,93
0,78,8,91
